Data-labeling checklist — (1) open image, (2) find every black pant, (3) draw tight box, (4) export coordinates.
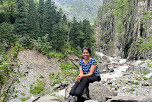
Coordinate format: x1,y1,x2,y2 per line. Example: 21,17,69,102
69,76,101,97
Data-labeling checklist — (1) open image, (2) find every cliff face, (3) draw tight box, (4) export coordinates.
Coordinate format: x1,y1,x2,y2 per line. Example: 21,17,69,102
95,0,152,60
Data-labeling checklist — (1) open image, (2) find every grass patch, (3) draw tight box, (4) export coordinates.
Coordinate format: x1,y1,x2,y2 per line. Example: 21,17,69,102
30,79,45,95
131,81,139,85
50,73,66,86
30,85,44,95
39,75,44,78
21,93,25,96
21,97,30,101
60,63,79,77
136,78,142,81
130,88,135,93
109,85,115,88
143,77,148,80
141,71,149,75
48,51,64,59
147,63,152,68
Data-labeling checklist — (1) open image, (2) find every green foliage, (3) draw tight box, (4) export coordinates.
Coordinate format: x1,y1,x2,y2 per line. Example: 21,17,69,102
48,51,64,59
21,97,30,101
60,63,79,77
50,63,79,87
141,71,149,75
33,35,52,55
129,88,135,93
21,93,25,96
60,63,77,70
140,37,152,52
49,73,65,86
143,77,148,80
136,78,142,81
30,85,44,94
0,23,16,48
147,63,152,68
39,75,44,78
131,81,139,85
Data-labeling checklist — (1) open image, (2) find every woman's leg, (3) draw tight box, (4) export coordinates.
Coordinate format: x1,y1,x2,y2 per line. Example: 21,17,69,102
69,81,79,96
74,76,101,97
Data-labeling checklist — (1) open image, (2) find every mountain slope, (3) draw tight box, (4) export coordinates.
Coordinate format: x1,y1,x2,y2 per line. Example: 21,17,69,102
52,0,103,23
95,0,152,60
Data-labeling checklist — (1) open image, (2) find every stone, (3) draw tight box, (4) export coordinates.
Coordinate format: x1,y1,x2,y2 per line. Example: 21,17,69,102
145,72,152,79
119,59,127,64
89,82,115,102
106,95,152,102
142,82,150,86
27,95,61,102
65,82,115,102
84,100,98,102
101,56,111,63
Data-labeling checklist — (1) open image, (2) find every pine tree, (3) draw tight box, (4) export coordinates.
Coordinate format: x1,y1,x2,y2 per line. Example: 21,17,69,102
15,0,28,36
43,0,57,36
27,0,38,39
82,19,95,48
51,22,67,51
38,0,44,30
69,17,84,48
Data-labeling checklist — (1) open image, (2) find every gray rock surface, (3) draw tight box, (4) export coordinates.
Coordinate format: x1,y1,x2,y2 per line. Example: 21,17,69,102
65,82,115,102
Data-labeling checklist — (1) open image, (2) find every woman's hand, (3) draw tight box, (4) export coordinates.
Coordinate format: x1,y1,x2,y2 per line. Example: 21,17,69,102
76,74,83,82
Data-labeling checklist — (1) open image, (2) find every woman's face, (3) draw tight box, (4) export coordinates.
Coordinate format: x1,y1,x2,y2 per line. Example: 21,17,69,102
82,49,90,59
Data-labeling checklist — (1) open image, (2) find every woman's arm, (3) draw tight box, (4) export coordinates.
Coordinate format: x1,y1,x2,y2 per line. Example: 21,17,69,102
78,66,83,76
77,64,96,82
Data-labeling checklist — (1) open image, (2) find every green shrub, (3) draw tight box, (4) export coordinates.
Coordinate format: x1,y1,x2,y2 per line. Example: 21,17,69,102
143,77,148,80
130,88,135,93
21,93,25,96
30,85,44,95
147,63,152,68
48,51,64,59
136,78,142,81
21,97,30,101
60,63,77,70
39,75,44,78
141,71,149,75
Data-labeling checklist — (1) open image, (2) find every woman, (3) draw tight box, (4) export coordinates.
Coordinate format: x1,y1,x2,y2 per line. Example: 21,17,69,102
66,47,101,102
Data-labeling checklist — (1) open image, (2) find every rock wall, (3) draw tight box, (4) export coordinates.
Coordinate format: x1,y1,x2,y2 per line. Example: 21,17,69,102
95,0,152,60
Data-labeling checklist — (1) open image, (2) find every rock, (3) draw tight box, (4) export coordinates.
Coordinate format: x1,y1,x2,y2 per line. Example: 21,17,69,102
132,60,144,66
97,62,109,73
142,82,150,86
101,56,111,63
89,82,115,102
27,95,61,102
0,56,3,63
65,82,115,102
106,95,152,102
84,100,98,102
145,72,152,79
119,59,127,64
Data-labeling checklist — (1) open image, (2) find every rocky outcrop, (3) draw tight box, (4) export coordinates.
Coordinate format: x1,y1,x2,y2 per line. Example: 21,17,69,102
95,0,152,60
65,82,115,102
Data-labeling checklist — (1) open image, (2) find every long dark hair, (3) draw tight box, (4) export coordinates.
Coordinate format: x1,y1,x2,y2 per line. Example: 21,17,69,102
82,47,91,55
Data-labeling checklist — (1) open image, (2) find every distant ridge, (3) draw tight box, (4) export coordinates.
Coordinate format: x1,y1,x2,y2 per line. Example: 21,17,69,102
52,0,103,23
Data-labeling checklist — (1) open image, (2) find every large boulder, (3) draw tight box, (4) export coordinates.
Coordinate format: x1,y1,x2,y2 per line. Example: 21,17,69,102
65,82,115,102
106,95,152,102
26,95,62,102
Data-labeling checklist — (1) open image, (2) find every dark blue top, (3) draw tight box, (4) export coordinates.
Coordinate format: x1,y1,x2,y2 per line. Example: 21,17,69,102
79,58,100,76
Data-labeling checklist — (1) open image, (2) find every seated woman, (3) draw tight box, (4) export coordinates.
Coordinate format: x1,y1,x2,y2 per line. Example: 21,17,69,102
66,47,101,102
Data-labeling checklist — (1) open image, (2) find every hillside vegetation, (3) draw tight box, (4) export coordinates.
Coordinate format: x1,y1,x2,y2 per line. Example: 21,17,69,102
52,0,103,23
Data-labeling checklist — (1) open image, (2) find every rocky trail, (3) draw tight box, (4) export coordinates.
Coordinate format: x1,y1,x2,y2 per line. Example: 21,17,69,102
9,50,152,102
